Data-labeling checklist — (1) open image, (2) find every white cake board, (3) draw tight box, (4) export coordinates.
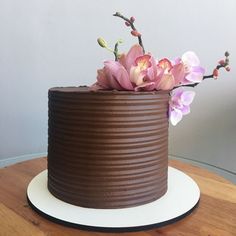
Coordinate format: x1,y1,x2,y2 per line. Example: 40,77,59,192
27,167,200,232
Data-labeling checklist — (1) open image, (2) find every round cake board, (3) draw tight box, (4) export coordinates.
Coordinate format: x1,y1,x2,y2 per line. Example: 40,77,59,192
27,167,200,232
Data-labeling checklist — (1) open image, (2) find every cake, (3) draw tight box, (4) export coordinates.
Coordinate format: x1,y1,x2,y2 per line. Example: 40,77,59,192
47,86,169,209
47,11,230,210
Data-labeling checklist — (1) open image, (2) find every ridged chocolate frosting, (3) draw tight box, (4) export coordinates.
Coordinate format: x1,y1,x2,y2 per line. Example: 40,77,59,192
47,86,169,209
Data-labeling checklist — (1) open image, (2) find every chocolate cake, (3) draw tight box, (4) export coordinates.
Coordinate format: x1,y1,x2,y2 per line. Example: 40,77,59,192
47,86,169,209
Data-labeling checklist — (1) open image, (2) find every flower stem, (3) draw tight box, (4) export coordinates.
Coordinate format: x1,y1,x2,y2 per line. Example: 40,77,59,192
174,52,230,89
178,70,223,88
114,42,119,61
113,12,145,54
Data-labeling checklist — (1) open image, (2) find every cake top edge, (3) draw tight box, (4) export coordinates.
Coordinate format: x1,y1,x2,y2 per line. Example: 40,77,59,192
49,86,169,95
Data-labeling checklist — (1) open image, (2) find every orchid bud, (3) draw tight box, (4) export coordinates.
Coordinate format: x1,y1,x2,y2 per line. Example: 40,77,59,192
117,39,123,44
125,21,131,27
225,66,231,72
115,12,121,16
97,37,108,48
218,60,225,66
225,51,230,57
131,30,141,37
213,68,219,79
130,16,135,23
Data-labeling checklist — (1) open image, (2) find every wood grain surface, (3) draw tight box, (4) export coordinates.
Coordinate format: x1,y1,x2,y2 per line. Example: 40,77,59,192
0,157,235,236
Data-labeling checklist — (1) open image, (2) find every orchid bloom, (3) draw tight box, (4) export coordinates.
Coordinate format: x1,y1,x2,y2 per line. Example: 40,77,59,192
93,45,206,93
94,44,163,91
120,44,163,90
180,51,205,84
96,60,133,90
169,88,195,126
129,54,163,91
156,59,175,90
156,51,205,90
156,58,185,90
130,55,152,86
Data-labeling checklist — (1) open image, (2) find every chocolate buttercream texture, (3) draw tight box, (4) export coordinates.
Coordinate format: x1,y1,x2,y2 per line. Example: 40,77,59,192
48,87,169,208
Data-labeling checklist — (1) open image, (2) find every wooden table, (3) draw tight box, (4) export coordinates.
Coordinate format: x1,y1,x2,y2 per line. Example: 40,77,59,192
0,157,235,236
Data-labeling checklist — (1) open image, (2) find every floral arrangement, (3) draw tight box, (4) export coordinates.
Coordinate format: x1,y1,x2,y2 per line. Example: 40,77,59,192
91,12,230,126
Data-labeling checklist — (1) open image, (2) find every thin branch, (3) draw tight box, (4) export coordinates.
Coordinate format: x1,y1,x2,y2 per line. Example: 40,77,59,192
113,12,145,54
173,53,230,89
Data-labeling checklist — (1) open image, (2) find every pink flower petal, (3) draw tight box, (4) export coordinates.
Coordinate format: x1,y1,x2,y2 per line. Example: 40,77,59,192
182,51,200,66
170,108,183,126
104,60,134,90
172,57,181,65
147,56,158,81
97,69,111,89
180,105,190,115
158,58,173,71
157,74,175,90
123,44,144,72
169,88,195,125
104,66,124,90
134,81,156,91
118,53,126,68
172,87,184,97
89,82,104,91
130,65,145,86
192,66,205,74
171,63,185,85
185,71,204,82
180,91,195,105
135,54,151,68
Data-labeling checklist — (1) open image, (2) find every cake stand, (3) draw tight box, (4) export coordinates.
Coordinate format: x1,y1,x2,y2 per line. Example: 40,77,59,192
27,167,200,232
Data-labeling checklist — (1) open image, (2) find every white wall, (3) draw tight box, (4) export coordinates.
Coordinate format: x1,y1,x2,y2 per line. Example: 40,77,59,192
0,0,235,173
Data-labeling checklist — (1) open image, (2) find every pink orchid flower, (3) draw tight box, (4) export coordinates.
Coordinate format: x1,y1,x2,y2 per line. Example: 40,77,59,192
156,58,185,90
93,46,205,92
129,54,163,91
169,88,195,126
94,44,163,91
119,44,163,91
179,51,205,84
130,55,152,86
119,44,143,72
96,60,133,90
